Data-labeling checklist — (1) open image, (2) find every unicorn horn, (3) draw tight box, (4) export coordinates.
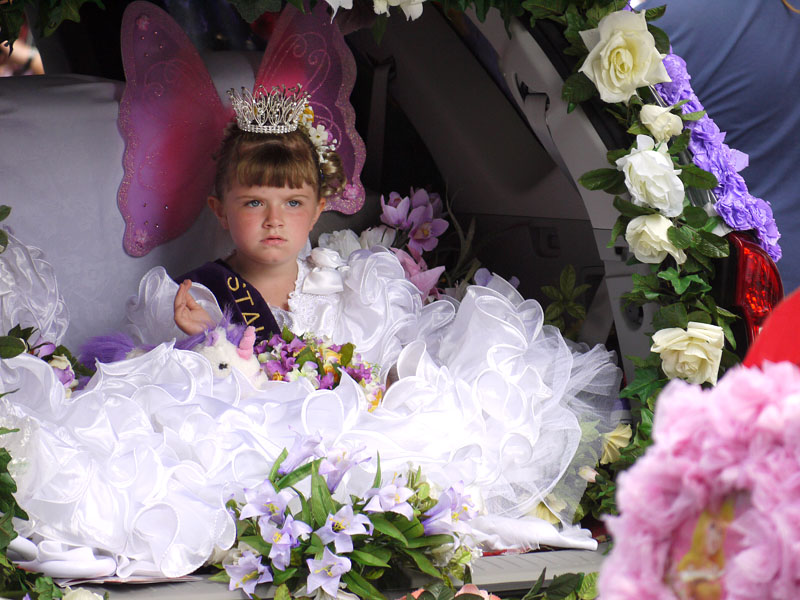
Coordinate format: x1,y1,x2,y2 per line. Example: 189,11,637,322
237,326,256,359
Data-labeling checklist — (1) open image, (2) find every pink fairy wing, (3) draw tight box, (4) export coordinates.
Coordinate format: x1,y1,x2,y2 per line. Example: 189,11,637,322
254,3,366,214
118,1,232,256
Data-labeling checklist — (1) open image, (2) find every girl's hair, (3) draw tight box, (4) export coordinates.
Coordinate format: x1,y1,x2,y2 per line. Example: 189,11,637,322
213,123,346,201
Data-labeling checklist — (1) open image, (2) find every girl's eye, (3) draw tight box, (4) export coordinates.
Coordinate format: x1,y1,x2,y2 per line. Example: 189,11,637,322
287,199,301,208
246,200,261,208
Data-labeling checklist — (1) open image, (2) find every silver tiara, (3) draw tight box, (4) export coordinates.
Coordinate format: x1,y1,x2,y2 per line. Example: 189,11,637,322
227,84,338,164
228,84,310,134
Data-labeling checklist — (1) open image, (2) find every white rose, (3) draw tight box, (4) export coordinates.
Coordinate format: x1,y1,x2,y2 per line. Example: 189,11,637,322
625,213,686,265
387,0,425,20
639,104,684,143
616,135,685,217
579,10,671,104
63,588,105,600
651,322,725,385
317,229,361,261
359,225,396,249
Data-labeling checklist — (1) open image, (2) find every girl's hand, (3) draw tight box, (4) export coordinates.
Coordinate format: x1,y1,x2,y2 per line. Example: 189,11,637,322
174,280,216,335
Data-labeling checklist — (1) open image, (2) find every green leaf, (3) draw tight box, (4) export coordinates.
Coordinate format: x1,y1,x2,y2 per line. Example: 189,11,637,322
405,533,454,548
401,548,443,579
0,229,7,252
612,196,652,218
626,122,650,136
578,168,624,192
359,544,392,564
541,285,562,301
369,514,408,545
349,549,391,568
342,571,387,600
544,302,563,322
228,0,283,21
695,231,729,258
273,568,298,586
657,269,711,295
678,164,718,190
275,461,314,490
41,0,105,37
562,72,596,106
31,575,64,600
559,264,576,295
339,342,355,367
667,226,694,250
209,570,230,583
371,453,382,489
522,569,547,600
683,205,711,229
0,336,26,359
653,303,689,330
644,5,666,20
668,129,690,155
0,206,10,222
239,535,272,556
566,302,587,320
0,512,17,552
686,310,712,324
681,110,706,121
269,448,289,482
544,573,584,600
647,24,670,55
606,148,628,164
395,515,424,539
311,463,334,528
608,215,630,248
619,366,662,401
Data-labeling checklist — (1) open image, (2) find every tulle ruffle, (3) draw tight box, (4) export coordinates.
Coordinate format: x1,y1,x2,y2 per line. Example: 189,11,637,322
0,248,622,578
0,233,69,346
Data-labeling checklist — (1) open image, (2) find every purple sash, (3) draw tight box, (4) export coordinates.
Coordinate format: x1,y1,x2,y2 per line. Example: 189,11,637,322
176,260,279,342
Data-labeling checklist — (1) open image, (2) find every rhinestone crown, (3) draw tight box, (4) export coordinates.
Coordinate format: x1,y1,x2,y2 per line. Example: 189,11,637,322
228,84,310,134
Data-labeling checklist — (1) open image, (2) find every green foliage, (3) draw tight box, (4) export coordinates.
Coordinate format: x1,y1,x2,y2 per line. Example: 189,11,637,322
1,0,104,49
542,265,591,341
219,449,463,598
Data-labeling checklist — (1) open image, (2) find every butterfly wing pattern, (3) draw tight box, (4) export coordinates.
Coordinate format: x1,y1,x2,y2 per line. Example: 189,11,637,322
118,1,232,257
255,3,366,214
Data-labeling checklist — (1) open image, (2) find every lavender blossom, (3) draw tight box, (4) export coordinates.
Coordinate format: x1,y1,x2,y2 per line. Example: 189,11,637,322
380,192,411,229
319,446,370,492
315,505,373,553
422,483,477,536
407,202,448,254
225,550,273,598
239,479,294,524
259,514,312,571
363,475,415,520
278,431,323,475
306,547,352,597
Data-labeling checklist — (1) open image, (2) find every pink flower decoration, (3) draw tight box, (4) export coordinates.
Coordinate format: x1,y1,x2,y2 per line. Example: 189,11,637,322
380,192,411,229
407,202,448,254
392,247,444,301
599,361,800,599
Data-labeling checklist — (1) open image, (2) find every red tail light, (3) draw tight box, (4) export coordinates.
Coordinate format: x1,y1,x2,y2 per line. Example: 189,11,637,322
730,232,784,345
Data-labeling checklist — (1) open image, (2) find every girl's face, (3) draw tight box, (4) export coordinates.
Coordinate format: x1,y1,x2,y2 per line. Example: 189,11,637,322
210,181,324,274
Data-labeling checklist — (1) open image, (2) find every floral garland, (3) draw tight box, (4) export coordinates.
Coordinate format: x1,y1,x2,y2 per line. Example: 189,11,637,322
214,437,478,600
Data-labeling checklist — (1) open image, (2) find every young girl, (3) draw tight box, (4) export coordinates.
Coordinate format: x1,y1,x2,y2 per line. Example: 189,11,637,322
173,101,347,341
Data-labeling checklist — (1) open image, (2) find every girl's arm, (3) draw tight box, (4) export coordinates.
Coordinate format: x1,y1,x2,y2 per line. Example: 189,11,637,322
174,280,217,335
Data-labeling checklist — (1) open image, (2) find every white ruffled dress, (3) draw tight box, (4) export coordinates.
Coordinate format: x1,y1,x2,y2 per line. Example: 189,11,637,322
0,240,622,580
